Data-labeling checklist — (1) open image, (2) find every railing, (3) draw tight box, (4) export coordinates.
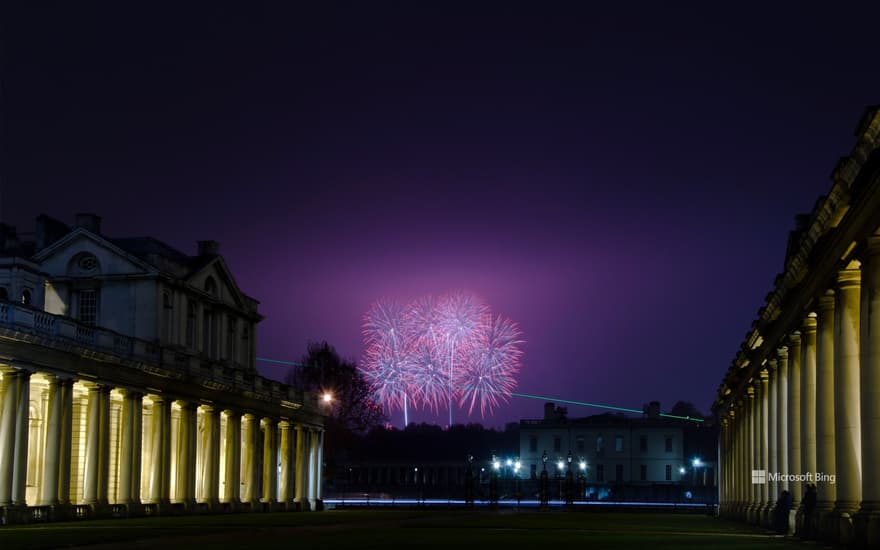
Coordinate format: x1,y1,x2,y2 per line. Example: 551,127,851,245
0,300,310,411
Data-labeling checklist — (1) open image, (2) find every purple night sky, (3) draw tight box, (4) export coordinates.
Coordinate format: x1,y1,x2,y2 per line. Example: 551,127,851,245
3,3,880,427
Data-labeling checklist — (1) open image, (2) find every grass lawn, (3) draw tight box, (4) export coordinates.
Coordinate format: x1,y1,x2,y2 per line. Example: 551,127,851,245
0,509,803,549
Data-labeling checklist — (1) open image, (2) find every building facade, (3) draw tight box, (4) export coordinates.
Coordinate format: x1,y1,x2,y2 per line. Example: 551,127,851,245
519,403,716,502
714,105,880,547
0,214,326,524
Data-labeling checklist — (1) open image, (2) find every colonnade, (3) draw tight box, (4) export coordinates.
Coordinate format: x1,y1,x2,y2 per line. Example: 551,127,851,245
0,367,324,523
719,237,880,546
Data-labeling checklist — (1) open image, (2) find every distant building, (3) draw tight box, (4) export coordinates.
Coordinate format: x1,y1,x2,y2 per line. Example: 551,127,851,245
0,214,326,524
519,402,716,502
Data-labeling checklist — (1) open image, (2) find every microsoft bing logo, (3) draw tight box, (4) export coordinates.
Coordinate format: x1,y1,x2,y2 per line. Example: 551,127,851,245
751,470,766,484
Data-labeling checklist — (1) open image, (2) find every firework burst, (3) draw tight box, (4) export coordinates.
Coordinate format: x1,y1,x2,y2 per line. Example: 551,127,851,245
360,292,523,425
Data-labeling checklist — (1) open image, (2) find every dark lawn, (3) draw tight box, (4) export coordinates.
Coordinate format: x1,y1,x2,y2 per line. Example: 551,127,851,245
0,510,804,549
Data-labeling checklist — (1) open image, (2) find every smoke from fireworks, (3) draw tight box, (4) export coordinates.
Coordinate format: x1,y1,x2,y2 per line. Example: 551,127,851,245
360,292,523,424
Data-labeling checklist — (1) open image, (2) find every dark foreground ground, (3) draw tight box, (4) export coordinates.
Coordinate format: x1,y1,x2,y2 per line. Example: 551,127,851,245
0,510,823,550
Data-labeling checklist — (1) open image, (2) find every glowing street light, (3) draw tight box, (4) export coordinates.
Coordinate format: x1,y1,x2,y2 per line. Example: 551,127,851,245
579,460,587,471
679,466,687,475
692,457,703,468
322,392,333,404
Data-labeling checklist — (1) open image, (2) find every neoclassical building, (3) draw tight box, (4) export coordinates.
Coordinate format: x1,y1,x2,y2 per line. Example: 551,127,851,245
0,214,326,524
714,104,880,547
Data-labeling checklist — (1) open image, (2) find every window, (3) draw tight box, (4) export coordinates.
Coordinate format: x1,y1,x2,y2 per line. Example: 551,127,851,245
529,436,538,452
553,436,561,452
640,464,647,481
665,436,673,453
615,436,623,452
203,309,215,357
596,464,604,482
241,327,249,366
615,464,623,482
576,436,585,453
665,464,672,481
530,464,537,479
186,301,196,348
21,289,32,306
163,292,174,342
77,289,97,326
204,276,217,297
0,287,8,300
639,435,647,453
596,435,604,453
226,314,236,360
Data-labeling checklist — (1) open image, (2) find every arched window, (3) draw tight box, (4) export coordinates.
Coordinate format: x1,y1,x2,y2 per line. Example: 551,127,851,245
0,287,8,300
204,277,217,297
21,289,32,306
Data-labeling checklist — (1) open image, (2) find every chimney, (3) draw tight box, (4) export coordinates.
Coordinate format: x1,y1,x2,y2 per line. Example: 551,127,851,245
197,240,220,256
75,213,102,234
646,401,661,419
544,402,555,421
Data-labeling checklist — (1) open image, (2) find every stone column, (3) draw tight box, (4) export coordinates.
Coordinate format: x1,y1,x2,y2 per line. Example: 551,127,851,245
759,369,769,524
833,267,862,543
130,392,143,506
222,410,241,506
857,236,880,547
315,429,324,505
788,333,802,512
206,406,221,507
0,370,15,507
736,401,745,519
278,421,291,507
148,396,171,506
83,384,102,505
768,360,778,511
816,292,837,537
241,413,258,505
39,375,63,506
58,379,74,506
261,418,277,505
748,385,758,523
777,348,789,495
118,390,142,507
97,386,111,506
294,425,308,510
175,401,197,509
10,370,30,507
801,314,818,493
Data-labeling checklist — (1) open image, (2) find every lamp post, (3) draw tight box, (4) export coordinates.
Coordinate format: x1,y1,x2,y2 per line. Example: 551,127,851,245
465,453,474,507
692,457,703,503
578,458,587,501
490,454,500,506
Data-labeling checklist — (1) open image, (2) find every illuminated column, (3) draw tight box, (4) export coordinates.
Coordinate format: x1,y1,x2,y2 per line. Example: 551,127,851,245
734,401,743,518
788,334,802,509
205,406,221,507
241,413,257,504
801,315,818,493
759,369,769,522
278,421,291,506
222,410,241,505
261,418,277,504
777,347,789,494
10,370,30,507
118,390,142,506
315,429,324,504
294,425,308,509
148,397,171,506
815,292,837,523
175,401,197,508
83,384,103,505
857,236,880,547
0,370,15,506
308,428,320,505
39,375,63,506
748,384,758,522
833,267,861,539
58,379,74,506
97,386,111,505
768,359,778,510
130,392,143,505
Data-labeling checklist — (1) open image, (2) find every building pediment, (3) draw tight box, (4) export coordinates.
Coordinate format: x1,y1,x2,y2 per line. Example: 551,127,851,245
32,228,156,278
186,256,257,314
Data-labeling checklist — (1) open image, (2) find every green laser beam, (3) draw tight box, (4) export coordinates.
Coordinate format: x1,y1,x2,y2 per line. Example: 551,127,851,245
257,357,704,422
